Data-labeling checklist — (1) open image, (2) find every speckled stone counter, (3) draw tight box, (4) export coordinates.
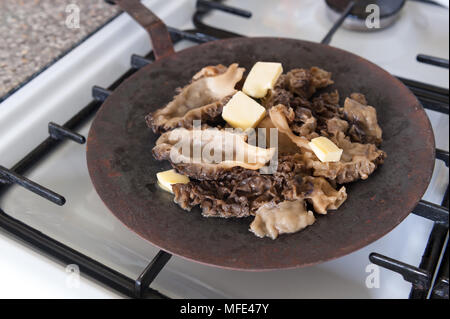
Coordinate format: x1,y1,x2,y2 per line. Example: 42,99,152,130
0,0,120,98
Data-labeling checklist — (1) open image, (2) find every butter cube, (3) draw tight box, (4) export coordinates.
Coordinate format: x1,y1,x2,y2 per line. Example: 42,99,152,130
308,137,343,163
243,62,283,98
156,169,190,194
222,91,266,130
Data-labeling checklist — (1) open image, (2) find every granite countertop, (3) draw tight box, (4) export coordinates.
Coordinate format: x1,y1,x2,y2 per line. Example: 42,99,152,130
0,0,120,99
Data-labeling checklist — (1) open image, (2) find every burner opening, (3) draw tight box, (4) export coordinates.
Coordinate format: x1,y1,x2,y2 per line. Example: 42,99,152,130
325,0,406,31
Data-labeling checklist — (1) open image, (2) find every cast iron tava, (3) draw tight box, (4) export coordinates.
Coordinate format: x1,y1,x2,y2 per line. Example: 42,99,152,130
87,0,436,270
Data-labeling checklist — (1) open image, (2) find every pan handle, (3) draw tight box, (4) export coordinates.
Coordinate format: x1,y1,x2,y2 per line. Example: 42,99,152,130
113,0,174,60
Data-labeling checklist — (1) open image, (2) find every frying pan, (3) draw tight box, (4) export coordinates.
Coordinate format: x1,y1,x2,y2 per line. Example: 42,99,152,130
86,0,435,270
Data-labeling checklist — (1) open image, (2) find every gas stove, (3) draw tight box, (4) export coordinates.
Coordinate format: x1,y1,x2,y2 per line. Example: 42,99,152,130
0,0,448,298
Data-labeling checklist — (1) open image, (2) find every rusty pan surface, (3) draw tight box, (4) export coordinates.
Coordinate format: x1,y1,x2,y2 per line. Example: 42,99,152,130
86,37,435,270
